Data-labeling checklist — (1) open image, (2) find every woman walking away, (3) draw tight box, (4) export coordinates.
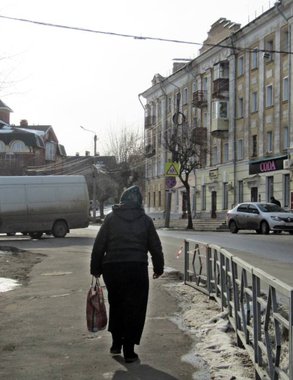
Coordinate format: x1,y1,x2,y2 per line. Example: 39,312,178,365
90,185,164,363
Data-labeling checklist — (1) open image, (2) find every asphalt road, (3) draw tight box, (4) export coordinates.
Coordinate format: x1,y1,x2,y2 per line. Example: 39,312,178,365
1,226,292,286
157,229,293,287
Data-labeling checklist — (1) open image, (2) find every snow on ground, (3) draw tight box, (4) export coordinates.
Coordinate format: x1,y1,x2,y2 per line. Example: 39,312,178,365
163,275,255,380
0,277,20,292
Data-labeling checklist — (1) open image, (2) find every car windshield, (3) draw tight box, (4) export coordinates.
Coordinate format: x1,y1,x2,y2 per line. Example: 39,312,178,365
258,203,286,213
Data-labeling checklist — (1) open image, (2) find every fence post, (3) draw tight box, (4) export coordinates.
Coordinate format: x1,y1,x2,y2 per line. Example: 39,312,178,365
289,290,293,380
206,245,212,295
184,240,189,284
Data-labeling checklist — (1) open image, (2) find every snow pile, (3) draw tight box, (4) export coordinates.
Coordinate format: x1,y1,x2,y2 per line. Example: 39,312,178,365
165,281,255,380
0,277,20,292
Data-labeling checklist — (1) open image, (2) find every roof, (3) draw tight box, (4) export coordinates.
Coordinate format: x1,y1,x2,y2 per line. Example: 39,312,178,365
0,124,60,149
0,100,13,112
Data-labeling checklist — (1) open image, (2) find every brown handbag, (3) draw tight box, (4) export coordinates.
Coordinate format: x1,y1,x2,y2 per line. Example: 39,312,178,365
86,276,107,332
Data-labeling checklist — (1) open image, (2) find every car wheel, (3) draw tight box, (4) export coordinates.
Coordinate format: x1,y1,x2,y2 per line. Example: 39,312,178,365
289,231,293,235
52,220,68,238
260,221,270,235
229,220,238,234
29,232,43,239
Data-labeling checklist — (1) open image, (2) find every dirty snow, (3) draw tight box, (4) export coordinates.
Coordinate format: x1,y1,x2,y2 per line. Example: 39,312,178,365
164,279,255,380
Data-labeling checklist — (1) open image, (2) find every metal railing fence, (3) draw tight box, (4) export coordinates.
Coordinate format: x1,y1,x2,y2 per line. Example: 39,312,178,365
184,239,293,380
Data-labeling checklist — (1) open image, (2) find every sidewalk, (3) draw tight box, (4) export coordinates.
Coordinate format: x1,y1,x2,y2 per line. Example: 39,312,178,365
0,245,198,380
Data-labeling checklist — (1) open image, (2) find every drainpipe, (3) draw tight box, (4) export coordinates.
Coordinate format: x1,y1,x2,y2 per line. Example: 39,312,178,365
275,1,292,155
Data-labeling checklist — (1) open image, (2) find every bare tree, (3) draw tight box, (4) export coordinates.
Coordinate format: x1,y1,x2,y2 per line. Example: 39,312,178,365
106,127,145,198
164,112,207,229
95,171,118,218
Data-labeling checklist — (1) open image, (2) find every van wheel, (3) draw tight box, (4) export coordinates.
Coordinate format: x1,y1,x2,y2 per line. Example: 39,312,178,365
52,221,68,238
260,221,270,235
29,232,43,239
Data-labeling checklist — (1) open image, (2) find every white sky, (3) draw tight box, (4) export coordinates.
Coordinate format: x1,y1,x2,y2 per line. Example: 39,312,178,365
0,0,272,156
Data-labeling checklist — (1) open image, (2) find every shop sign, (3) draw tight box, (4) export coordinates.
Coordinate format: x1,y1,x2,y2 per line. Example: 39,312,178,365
209,169,218,179
249,156,287,175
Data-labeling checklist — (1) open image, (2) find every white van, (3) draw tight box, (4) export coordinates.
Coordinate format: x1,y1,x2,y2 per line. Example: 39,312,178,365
0,175,90,238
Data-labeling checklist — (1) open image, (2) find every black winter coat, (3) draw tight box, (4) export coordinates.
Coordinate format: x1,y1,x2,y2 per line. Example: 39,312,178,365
90,203,164,277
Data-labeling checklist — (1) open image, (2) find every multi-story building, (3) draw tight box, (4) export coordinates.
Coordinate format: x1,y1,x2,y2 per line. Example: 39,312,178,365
140,0,293,221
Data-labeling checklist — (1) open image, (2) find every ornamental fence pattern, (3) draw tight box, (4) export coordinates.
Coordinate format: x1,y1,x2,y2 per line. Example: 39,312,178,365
184,239,293,380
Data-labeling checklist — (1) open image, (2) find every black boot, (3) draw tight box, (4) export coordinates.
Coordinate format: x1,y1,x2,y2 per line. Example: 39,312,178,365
123,343,139,363
110,335,123,355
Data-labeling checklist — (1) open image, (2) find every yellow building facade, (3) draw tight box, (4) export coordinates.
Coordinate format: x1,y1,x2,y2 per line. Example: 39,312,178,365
141,1,293,222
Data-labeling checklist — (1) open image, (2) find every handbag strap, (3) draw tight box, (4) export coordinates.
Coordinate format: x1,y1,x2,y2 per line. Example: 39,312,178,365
91,275,100,287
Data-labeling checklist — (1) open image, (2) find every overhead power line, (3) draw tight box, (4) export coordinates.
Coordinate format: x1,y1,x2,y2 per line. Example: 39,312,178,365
0,14,292,55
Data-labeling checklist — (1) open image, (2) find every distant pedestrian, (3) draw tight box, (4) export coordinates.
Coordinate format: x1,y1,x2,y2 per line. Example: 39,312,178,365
90,185,164,363
270,196,281,207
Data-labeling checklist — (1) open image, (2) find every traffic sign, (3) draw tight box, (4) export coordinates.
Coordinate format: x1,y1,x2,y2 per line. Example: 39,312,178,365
165,162,180,177
166,177,176,189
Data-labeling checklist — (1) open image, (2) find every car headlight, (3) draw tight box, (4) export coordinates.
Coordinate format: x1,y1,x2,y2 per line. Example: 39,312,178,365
271,216,282,221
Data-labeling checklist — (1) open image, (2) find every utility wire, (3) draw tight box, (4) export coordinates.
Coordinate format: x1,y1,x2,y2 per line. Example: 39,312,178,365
0,14,292,55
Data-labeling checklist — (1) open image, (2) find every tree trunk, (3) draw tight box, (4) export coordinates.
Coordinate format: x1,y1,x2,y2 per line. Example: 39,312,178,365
180,173,193,230
99,201,105,219
185,184,193,229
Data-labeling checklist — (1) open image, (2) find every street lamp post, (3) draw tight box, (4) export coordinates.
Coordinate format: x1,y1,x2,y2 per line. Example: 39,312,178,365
80,126,97,156
80,126,98,222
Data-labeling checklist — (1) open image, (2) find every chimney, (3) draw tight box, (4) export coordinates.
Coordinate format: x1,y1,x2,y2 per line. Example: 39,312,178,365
20,119,28,127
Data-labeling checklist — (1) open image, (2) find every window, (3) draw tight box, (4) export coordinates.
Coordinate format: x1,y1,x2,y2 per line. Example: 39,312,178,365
237,139,244,160
238,97,244,118
282,30,289,52
201,185,206,210
203,77,208,91
45,142,56,161
183,88,188,105
266,85,273,107
251,91,258,113
192,81,197,93
251,49,258,69
10,140,28,152
153,192,156,207
252,135,258,157
168,97,172,113
223,183,229,210
158,191,161,207
238,181,244,203
203,112,208,128
284,174,290,208
157,101,161,117
223,142,229,162
237,56,244,76
211,146,218,166
212,101,228,119
283,126,289,150
267,131,273,153
283,77,289,101
265,40,274,61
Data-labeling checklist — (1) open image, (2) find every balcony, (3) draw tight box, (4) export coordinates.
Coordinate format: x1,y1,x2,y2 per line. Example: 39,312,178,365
145,144,156,158
211,118,229,138
144,115,156,128
191,127,207,145
192,90,207,108
212,78,229,99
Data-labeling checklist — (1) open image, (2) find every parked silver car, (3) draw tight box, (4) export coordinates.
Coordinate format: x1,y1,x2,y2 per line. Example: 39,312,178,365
226,202,293,234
